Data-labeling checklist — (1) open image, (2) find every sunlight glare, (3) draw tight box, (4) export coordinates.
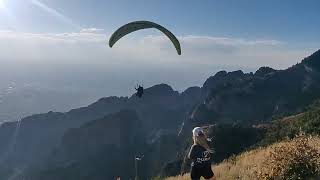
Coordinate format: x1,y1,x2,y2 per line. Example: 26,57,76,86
0,0,7,9
30,0,81,30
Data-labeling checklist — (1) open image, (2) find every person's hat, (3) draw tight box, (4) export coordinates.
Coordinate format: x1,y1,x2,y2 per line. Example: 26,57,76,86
192,127,204,137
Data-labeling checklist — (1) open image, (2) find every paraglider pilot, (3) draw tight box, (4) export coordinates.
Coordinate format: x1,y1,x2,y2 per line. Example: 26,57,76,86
135,85,144,98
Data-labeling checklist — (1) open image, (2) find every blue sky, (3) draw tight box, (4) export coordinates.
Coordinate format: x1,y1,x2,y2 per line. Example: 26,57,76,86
2,0,320,43
0,0,320,97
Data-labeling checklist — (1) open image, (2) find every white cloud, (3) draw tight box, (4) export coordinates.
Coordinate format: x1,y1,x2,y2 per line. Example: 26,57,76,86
145,35,282,47
140,35,313,69
80,28,104,33
0,29,316,70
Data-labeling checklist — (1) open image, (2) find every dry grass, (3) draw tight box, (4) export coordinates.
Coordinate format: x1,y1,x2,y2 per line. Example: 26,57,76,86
166,135,320,180
257,135,320,179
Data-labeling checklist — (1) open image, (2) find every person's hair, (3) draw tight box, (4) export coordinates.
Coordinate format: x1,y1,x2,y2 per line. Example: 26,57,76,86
193,134,210,150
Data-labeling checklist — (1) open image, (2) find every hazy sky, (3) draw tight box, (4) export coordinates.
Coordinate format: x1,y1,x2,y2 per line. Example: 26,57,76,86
0,0,320,96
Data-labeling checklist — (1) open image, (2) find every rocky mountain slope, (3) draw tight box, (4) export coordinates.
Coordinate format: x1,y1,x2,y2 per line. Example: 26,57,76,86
0,83,200,172
180,49,320,137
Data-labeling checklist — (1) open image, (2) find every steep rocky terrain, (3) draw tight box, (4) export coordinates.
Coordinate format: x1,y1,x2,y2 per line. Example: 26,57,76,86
180,49,320,137
24,110,144,180
0,83,200,173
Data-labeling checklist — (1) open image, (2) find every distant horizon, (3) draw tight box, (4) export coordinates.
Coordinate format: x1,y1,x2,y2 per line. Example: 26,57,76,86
1,47,318,94
1,47,319,124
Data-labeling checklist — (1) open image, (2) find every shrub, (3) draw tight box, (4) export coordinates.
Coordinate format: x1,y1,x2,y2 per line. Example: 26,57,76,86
258,135,320,180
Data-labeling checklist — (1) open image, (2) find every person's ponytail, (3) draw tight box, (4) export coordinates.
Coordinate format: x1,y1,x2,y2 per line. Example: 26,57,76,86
194,135,210,150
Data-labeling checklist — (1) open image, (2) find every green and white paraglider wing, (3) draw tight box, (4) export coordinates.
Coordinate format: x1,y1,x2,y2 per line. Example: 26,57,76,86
109,21,181,55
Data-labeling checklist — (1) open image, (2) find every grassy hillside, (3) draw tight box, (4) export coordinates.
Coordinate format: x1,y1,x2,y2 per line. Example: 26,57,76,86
258,100,320,147
166,102,320,180
165,135,320,180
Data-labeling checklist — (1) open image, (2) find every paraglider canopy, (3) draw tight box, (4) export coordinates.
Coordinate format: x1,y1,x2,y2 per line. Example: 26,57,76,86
109,21,181,55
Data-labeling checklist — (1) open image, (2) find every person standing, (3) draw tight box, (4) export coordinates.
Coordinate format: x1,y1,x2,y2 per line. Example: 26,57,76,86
188,127,216,180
